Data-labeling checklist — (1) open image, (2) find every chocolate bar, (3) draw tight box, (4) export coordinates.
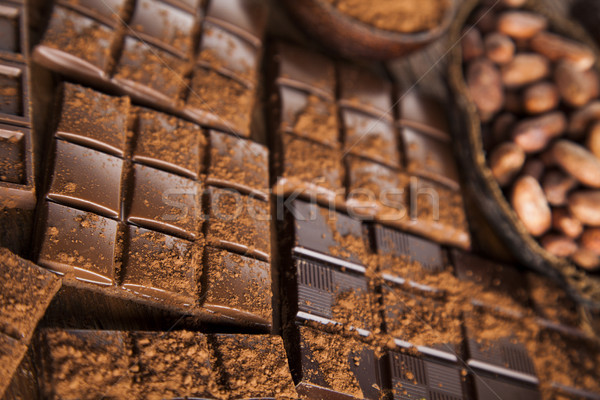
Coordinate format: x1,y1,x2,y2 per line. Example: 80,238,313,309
34,82,272,327
0,248,61,397
33,0,268,137
37,329,297,399
289,325,383,400
269,42,470,248
386,350,466,400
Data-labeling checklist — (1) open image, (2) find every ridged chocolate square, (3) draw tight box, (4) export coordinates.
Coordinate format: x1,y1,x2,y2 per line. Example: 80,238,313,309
57,0,128,27
398,90,450,136
0,124,24,184
0,59,26,123
205,186,270,261
133,108,204,179
471,373,541,400
47,139,123,219
342,109,400,166
122,225,201,306
128,163,201,240
339,64,393,119
56,83,130,157
205,0,268,46
203,247,271,324
0,2,22,55
37,202,119,285
129,0,195,57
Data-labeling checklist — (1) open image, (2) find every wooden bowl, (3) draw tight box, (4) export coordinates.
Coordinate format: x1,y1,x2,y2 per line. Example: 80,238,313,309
282,0,458,60
448,0,600,310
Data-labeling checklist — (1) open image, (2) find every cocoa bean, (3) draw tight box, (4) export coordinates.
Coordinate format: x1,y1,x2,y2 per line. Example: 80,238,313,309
511,112,566,153
497,11,548,39
587,121,600,159
530,31,596,71
489,142,525,186
522,158,545,180
552,140,600,188
554,61,598,107
541,234,578,257
568,190,600,226
502,53,550,88
523,82,559,114
511,175,552,236
571,248,600,271
542,170,578,206
462,28,484,62
492,113,516,145
467,58,505,116
552,208,583,239
568,101,600,140
485,32,515,64
581,228,600,255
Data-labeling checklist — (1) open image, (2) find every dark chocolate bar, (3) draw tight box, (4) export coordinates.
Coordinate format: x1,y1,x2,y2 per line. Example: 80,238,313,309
0,248,61,397
470,371,541,400
33,0,268,138
37,329,297,399
386,350,465,400
291,325,383,400
34,82,271,327
269,42,470,248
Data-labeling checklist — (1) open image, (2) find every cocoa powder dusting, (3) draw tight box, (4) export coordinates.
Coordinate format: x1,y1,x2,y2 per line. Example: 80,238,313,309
325,0,451,33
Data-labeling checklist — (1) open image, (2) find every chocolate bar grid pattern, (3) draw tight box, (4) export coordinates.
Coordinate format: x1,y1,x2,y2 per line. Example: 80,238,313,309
0,0,34,207
270,43,469,248
35,82,271,324
34,0,266,137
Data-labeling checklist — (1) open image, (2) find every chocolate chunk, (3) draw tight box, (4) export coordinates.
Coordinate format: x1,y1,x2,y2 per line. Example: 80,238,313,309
382,284,461,358
40,330,136,399
37,6,117,76
37,201,119,285
122,225,201,306
346,157,409,219
47,139,124,219
205,0,268,47
451,249,530,310
57,0,128,27
198,20,260,86
128,0,195,57
210,334,297,399
342,109,400,166
203,247,272,324
0,123,24,184
278,133,344,194
373,224,445,277
205,186,270,261
0,1,24,55
0,59,28,125
401,126,459,189
339,64,393,119
133,108,204,180
55,83,130,157
186,66,253,137
114,36,187,106
207,130,269,199
274,43,336,99
291,256,373,331
288,199,367,266
0,248,61,342
471,372,541,400
132,331,213,398
294,326,383,400
387,351,465,399
128,163,201,240
465,308,537,383
398,90,450,137
277,85,339,147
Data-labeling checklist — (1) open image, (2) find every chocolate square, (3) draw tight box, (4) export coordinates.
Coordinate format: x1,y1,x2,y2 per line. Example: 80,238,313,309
387,351,464,400
129,0,195,57
39,6,116,76
346,156,409,220
293,256,373,331
471,373,541,400
288,199,367,266
198,21,259,86
47,140,123,219
0,2,23,55
205,186,270,261
203,247,271,324
0,333,28,398
274,43,336,98
280,133,344,194
342,109,400,166
56,83,130,157
122,225,201,306
0,124,24,184
133,108,204,179
57,0,128,27
278,85,339,147
401,126,459,189
186,66,253,137
114,36,187,105
206,130,268,199
0,59,27,124
128,163,201,240
37,201,119,285
161,0,202,14
205,0,268,46
398,90,450,136
339,64,393,119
